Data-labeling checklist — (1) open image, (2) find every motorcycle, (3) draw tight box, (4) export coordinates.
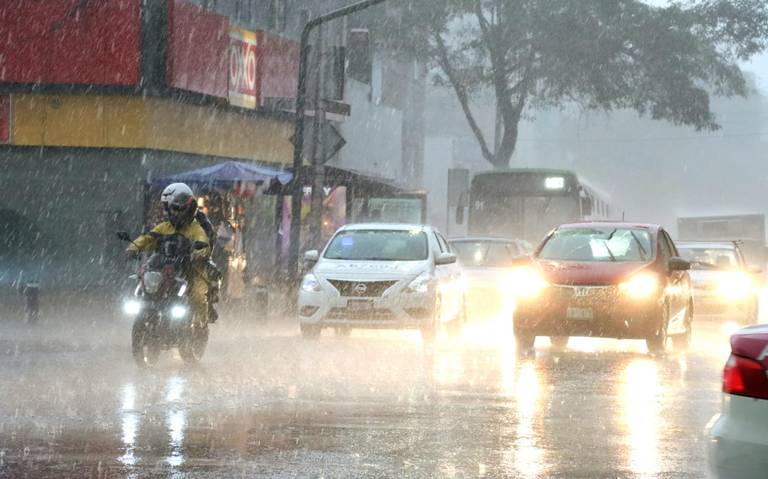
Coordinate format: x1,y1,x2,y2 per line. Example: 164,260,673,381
117,231,210,367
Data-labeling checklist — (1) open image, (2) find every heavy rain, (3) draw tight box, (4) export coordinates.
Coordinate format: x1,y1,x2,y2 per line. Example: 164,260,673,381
1,0,768,478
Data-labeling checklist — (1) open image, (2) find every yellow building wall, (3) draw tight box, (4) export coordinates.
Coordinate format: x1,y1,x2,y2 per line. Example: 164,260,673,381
10,94,293,164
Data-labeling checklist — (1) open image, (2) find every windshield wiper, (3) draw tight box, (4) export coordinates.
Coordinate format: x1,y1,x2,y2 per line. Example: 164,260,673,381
629,231,648,260
601,239,617,261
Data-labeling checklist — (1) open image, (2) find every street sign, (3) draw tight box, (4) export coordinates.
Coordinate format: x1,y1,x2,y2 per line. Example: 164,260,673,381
290,120,346,165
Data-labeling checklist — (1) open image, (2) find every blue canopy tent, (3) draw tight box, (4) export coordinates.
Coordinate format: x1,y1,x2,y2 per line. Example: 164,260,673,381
144,161,294,293
150,160,293,188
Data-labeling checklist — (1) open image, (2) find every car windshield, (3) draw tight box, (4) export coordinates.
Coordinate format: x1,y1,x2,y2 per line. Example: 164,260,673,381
451,241,520,267
323,230,428,261
538,227,653,262
678,247,739,270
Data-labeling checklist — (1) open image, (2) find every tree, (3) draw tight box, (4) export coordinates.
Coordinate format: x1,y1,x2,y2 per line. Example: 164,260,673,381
392,0,768,168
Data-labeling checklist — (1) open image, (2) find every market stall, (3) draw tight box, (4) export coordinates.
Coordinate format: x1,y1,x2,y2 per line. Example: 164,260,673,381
148,161,292,299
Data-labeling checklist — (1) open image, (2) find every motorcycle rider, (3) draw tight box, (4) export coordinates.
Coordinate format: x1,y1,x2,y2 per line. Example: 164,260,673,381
194,208,222,323
126,183,212,324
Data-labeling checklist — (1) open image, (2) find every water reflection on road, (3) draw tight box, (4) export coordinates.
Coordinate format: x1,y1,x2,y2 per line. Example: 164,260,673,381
0,315,731,477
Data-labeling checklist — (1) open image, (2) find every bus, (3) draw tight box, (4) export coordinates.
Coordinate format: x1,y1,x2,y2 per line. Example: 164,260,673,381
457,169,611,244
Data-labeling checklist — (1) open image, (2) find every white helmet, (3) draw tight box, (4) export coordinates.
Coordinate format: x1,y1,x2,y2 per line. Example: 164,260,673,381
161,183,197,229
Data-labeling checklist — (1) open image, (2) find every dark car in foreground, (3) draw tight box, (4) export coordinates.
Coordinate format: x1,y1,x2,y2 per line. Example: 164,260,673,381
706,324,768,478
511,222,693,355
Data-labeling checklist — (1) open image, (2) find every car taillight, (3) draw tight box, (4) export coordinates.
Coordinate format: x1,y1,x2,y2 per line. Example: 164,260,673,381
722,353,768,400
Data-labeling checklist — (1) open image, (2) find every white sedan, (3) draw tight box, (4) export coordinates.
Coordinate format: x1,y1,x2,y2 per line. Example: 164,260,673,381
706,324,768,478
297,223,465,340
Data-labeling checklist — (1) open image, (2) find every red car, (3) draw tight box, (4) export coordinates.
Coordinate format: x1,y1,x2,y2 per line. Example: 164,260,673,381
511,222,693,355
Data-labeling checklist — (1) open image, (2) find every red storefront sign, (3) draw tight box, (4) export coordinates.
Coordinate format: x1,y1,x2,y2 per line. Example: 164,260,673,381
228,29,259,109
0,95,10,144
165,0,299,108
0,0,141,86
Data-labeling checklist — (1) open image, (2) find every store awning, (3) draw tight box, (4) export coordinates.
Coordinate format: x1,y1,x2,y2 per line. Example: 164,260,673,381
152,161,293,187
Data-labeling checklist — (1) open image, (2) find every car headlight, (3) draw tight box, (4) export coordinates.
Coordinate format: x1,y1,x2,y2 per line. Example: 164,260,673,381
620,273,658,299
718,272,752,300
406,271,432,294
508,267,549,298
170,304,188,319
301,273,321,292
123,299,142,316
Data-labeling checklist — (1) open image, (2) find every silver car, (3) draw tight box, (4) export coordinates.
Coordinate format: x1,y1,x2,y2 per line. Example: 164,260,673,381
297,223,466,340
676,241,761,324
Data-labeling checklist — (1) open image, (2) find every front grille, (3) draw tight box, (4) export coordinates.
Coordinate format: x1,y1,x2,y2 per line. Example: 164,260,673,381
694,282,718,292
327,279,398,297
326,308,395,321
552,284,619,303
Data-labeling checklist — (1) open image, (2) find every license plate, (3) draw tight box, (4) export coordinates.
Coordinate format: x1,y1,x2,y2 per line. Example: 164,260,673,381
567,307,593,320
347,299,373,311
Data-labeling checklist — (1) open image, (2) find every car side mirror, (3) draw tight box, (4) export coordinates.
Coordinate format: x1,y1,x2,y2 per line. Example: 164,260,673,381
116,231,131,242
668,257,690,271
435,252,457,266
748,265,763,274
304,250,319,262
510,254,533,267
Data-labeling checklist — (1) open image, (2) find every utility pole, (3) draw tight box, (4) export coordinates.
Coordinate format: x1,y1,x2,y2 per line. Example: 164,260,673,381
308,23,326,251
288,0,389,279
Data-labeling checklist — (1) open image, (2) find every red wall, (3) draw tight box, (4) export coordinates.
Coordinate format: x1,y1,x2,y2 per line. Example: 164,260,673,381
166,0,299,106
166,0,228,98
0,0,141,86
258,32,300,104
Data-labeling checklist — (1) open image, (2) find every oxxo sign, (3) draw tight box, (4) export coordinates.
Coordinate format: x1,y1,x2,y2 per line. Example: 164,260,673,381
228,28,259,109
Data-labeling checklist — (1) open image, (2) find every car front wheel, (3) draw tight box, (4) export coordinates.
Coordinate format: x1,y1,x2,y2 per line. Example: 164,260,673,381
646,307,669,355
515,329,536,357
671,303,693,351
300,324,321,340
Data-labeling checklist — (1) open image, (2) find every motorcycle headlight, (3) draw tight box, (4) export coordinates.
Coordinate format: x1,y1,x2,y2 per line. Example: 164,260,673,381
170,304,188,319
620,273,658,299
123,299,142,316
508,267,548,298
718,272,752,300
407,271,432,294
301,273,321,293
143,271,163,294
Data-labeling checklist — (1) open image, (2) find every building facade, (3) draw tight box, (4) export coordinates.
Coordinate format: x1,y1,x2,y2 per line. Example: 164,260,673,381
0,0,426,287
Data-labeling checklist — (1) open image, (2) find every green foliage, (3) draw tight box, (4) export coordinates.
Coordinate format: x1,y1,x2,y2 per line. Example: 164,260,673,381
389,0,768,167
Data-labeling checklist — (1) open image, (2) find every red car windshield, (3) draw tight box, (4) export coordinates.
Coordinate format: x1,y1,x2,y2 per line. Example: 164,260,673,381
538,227,653,262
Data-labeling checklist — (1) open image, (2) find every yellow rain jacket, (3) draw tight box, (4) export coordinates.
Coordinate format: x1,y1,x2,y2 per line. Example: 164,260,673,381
127,220,211,320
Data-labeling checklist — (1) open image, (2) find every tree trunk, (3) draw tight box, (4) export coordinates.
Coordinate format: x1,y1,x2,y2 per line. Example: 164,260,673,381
492,106,521,169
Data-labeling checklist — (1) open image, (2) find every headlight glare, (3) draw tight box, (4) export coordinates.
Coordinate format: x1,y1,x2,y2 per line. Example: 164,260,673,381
620,273,658,299
407,272,431,294
508,267,548,298
718,272,752,300
170,304,188,319
301,274,321,292
123,299,142,316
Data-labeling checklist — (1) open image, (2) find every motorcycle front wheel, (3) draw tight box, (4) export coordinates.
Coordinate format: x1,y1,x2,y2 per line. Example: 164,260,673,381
132,316,160,368
179,323,209,364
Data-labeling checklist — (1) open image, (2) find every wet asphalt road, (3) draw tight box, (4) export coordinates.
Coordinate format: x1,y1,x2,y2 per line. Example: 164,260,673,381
0,309,737,478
